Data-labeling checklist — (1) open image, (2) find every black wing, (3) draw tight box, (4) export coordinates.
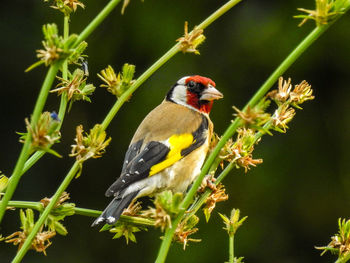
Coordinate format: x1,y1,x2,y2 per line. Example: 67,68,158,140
105,115,209,197
105,141,169,197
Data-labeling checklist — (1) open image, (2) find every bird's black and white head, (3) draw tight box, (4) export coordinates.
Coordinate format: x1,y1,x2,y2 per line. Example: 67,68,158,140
166,75,223,114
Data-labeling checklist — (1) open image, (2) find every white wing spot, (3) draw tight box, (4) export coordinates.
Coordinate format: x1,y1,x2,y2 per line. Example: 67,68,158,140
134,171,140,175
126,173,130,177
95,217,104,224
138,158,144,163
122,179,126,183
107,216,115,224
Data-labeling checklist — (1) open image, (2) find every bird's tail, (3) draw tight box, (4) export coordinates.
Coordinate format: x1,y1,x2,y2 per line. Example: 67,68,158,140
91,191,139,227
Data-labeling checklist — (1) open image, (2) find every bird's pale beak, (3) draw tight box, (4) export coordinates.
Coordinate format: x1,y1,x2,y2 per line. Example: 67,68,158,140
200,85,224,101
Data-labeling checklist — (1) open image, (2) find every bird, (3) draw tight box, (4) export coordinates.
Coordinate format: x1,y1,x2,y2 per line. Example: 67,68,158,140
92,75,223,226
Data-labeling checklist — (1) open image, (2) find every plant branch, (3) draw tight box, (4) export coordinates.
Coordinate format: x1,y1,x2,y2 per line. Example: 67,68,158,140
2,0,125,223
12,161,80,263
13,14,71,200
335,254,350,263
229,234,234,263
101,0,242,131
9,0,243,260
156,8,350,262
0,64,61,224
74,0,122,46
22,15,71,174
17,0,127,178
6,200,155,226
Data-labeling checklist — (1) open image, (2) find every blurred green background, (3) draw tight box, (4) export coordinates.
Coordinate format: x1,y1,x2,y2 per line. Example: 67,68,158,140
1,0,350,262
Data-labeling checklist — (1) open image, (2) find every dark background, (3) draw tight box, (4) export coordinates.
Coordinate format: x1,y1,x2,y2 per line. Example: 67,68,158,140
1,0,349,262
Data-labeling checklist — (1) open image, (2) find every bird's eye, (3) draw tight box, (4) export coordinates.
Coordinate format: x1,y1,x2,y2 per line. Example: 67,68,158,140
188,81,195,88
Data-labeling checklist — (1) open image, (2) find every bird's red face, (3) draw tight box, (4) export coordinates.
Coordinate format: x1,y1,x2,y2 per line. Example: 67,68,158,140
166,75,223,114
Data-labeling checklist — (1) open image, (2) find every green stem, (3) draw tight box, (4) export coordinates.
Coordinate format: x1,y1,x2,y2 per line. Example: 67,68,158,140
17,15,71,187
59,15,70,123
335,254,350,263
21,151,45,175
156,13,347,263
6,201,155,226
20,15,69,177
100,46,179,130
153,2,244,262
229,234,234,263
74,0,122,46
16,0,125,179
0,64,60,224
101,0,243,131
9,0,242,259
12,161,80,263
187,162,235,219
200,25,330,188
7,201,42,211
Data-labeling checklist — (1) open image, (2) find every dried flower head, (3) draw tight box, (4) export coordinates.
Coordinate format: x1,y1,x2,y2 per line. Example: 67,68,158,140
122,200,142,217
40,191,70,209
141,206,171,232
19,112,61,157
176,21,205,54
316,218,350,257
218,128,262,172
203,183,228,222
294,0,347,27
267,77,292,104
0,209,56,255
141,191,182,231
268,77,314,111
70,124,111,176
272,104,296,133
51,69,86,100
175,215,201,250
51,69,95,110
45,0,85,15
39,192,75,236
233,99,271,127
98,64,136,98
290,80,314,108
35,24,65,67
37,42,63,66
27,23,87,71
62,0,85,11
236,149,263,173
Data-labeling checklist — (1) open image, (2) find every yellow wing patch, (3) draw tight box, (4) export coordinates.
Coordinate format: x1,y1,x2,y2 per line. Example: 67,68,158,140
149,133,194,176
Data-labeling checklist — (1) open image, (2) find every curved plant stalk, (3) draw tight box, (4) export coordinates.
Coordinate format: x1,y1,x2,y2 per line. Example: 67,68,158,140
335,254,350,263
0,0,124,224
102,0,243,130
0,63,60,223
6,201,155,226
155,8,350,262
229,232,234,263
11,0,243,261
74,0,122,46
12,161,79,263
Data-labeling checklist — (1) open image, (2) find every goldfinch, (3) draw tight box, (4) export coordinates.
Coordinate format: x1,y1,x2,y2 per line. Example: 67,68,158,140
92,75,223,226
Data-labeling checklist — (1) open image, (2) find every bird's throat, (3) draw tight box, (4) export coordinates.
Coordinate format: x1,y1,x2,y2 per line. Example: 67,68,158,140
186,91,213,114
